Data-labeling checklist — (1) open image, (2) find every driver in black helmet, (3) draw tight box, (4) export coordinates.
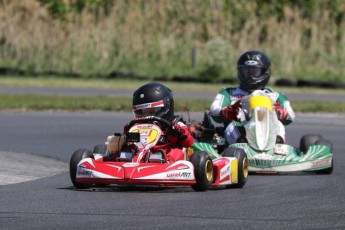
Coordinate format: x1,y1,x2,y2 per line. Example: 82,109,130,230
210,50,295,145
131,82,194,163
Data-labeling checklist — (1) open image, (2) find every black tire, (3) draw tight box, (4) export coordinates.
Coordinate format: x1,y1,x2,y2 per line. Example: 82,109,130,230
299,134,324,153
190,151,214,191
315,139,333,174
70,148,93,189
223,148,248,188
93,144,107,154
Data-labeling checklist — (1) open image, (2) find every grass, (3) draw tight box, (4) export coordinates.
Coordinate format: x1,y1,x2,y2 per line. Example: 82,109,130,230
0,94,132,111
1,94,345,113
0,76,223,91
1,76,345,95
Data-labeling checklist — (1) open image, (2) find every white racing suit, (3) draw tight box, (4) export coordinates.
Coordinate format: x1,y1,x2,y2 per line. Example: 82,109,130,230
210,87,295,145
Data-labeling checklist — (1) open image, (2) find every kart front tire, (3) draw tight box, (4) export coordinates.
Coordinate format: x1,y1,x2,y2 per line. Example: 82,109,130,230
223,148,248,188
70,148,93,189
299,134,323,153
190,151,213,191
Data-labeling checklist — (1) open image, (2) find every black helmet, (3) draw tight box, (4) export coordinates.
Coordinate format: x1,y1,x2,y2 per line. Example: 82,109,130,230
132,82,174,120
237,50,271,91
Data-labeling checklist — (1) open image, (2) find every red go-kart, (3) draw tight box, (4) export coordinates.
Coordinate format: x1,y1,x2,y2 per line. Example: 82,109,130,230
70,116,248,191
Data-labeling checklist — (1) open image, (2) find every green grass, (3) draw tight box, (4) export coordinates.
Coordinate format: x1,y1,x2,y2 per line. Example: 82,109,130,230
0,94,210,112
1,94,344,113
1,76,345,95
0,76,224,91
0,94,132,111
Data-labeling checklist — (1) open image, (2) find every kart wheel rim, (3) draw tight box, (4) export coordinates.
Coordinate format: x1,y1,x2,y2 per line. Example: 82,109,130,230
243,156,248,178
205,160,213,181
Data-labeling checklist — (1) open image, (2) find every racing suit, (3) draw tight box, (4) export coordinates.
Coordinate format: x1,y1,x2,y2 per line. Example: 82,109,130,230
210,87,295,145
163,120,194,162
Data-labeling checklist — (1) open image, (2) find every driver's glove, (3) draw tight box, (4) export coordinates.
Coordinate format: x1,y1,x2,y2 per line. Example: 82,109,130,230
220,101,240,122
171,122,188,140
274,102,288,122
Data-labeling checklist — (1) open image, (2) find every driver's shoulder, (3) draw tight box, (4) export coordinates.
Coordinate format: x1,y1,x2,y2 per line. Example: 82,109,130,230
263,86,275,93
263,86,283,96
220,86,242,95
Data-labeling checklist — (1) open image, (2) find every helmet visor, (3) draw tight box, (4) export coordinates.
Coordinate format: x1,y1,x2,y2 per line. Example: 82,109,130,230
238,66,263,79
134,107,164,118
132,100,165,118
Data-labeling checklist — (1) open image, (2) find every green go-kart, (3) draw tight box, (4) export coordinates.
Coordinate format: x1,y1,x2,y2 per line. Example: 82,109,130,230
190,90,333,174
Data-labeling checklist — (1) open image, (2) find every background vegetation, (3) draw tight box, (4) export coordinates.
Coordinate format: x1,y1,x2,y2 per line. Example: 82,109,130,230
0,0,344,83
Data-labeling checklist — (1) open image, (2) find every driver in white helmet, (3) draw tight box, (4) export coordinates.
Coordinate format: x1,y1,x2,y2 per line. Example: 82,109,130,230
210,50,295,145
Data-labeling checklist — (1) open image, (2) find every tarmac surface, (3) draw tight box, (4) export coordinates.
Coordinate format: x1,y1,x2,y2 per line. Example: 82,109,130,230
1,111,344,230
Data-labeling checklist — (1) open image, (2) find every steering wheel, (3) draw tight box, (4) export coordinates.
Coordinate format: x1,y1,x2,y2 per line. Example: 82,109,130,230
126,116,173,152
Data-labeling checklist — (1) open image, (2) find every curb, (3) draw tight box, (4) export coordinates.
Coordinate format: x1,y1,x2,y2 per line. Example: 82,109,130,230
0,151,68,185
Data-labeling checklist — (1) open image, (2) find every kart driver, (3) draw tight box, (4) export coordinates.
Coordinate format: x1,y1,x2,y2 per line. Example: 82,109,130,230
209,50,295,145
131,82,194,163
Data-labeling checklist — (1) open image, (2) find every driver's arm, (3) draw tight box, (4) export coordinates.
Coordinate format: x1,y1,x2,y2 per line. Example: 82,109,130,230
276,93,295,125
171,122,194,147
210,88,234,123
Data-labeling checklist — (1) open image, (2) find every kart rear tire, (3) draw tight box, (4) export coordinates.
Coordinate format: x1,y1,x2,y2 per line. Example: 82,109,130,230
223,148,248,188
70,148,93,189
190,151,214,191
299,134,324,153
93,144,107,154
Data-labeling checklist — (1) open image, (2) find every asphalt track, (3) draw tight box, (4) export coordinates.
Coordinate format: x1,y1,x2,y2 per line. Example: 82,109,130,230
0,110,345,229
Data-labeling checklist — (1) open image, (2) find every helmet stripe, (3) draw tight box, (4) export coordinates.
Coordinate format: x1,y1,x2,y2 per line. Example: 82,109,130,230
132,100,164,110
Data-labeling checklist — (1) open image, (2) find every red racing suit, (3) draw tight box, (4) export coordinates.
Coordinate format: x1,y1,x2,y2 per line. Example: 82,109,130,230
159,120,194,163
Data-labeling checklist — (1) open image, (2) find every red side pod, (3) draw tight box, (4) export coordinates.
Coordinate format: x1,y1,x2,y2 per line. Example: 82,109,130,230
211,158,232,186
